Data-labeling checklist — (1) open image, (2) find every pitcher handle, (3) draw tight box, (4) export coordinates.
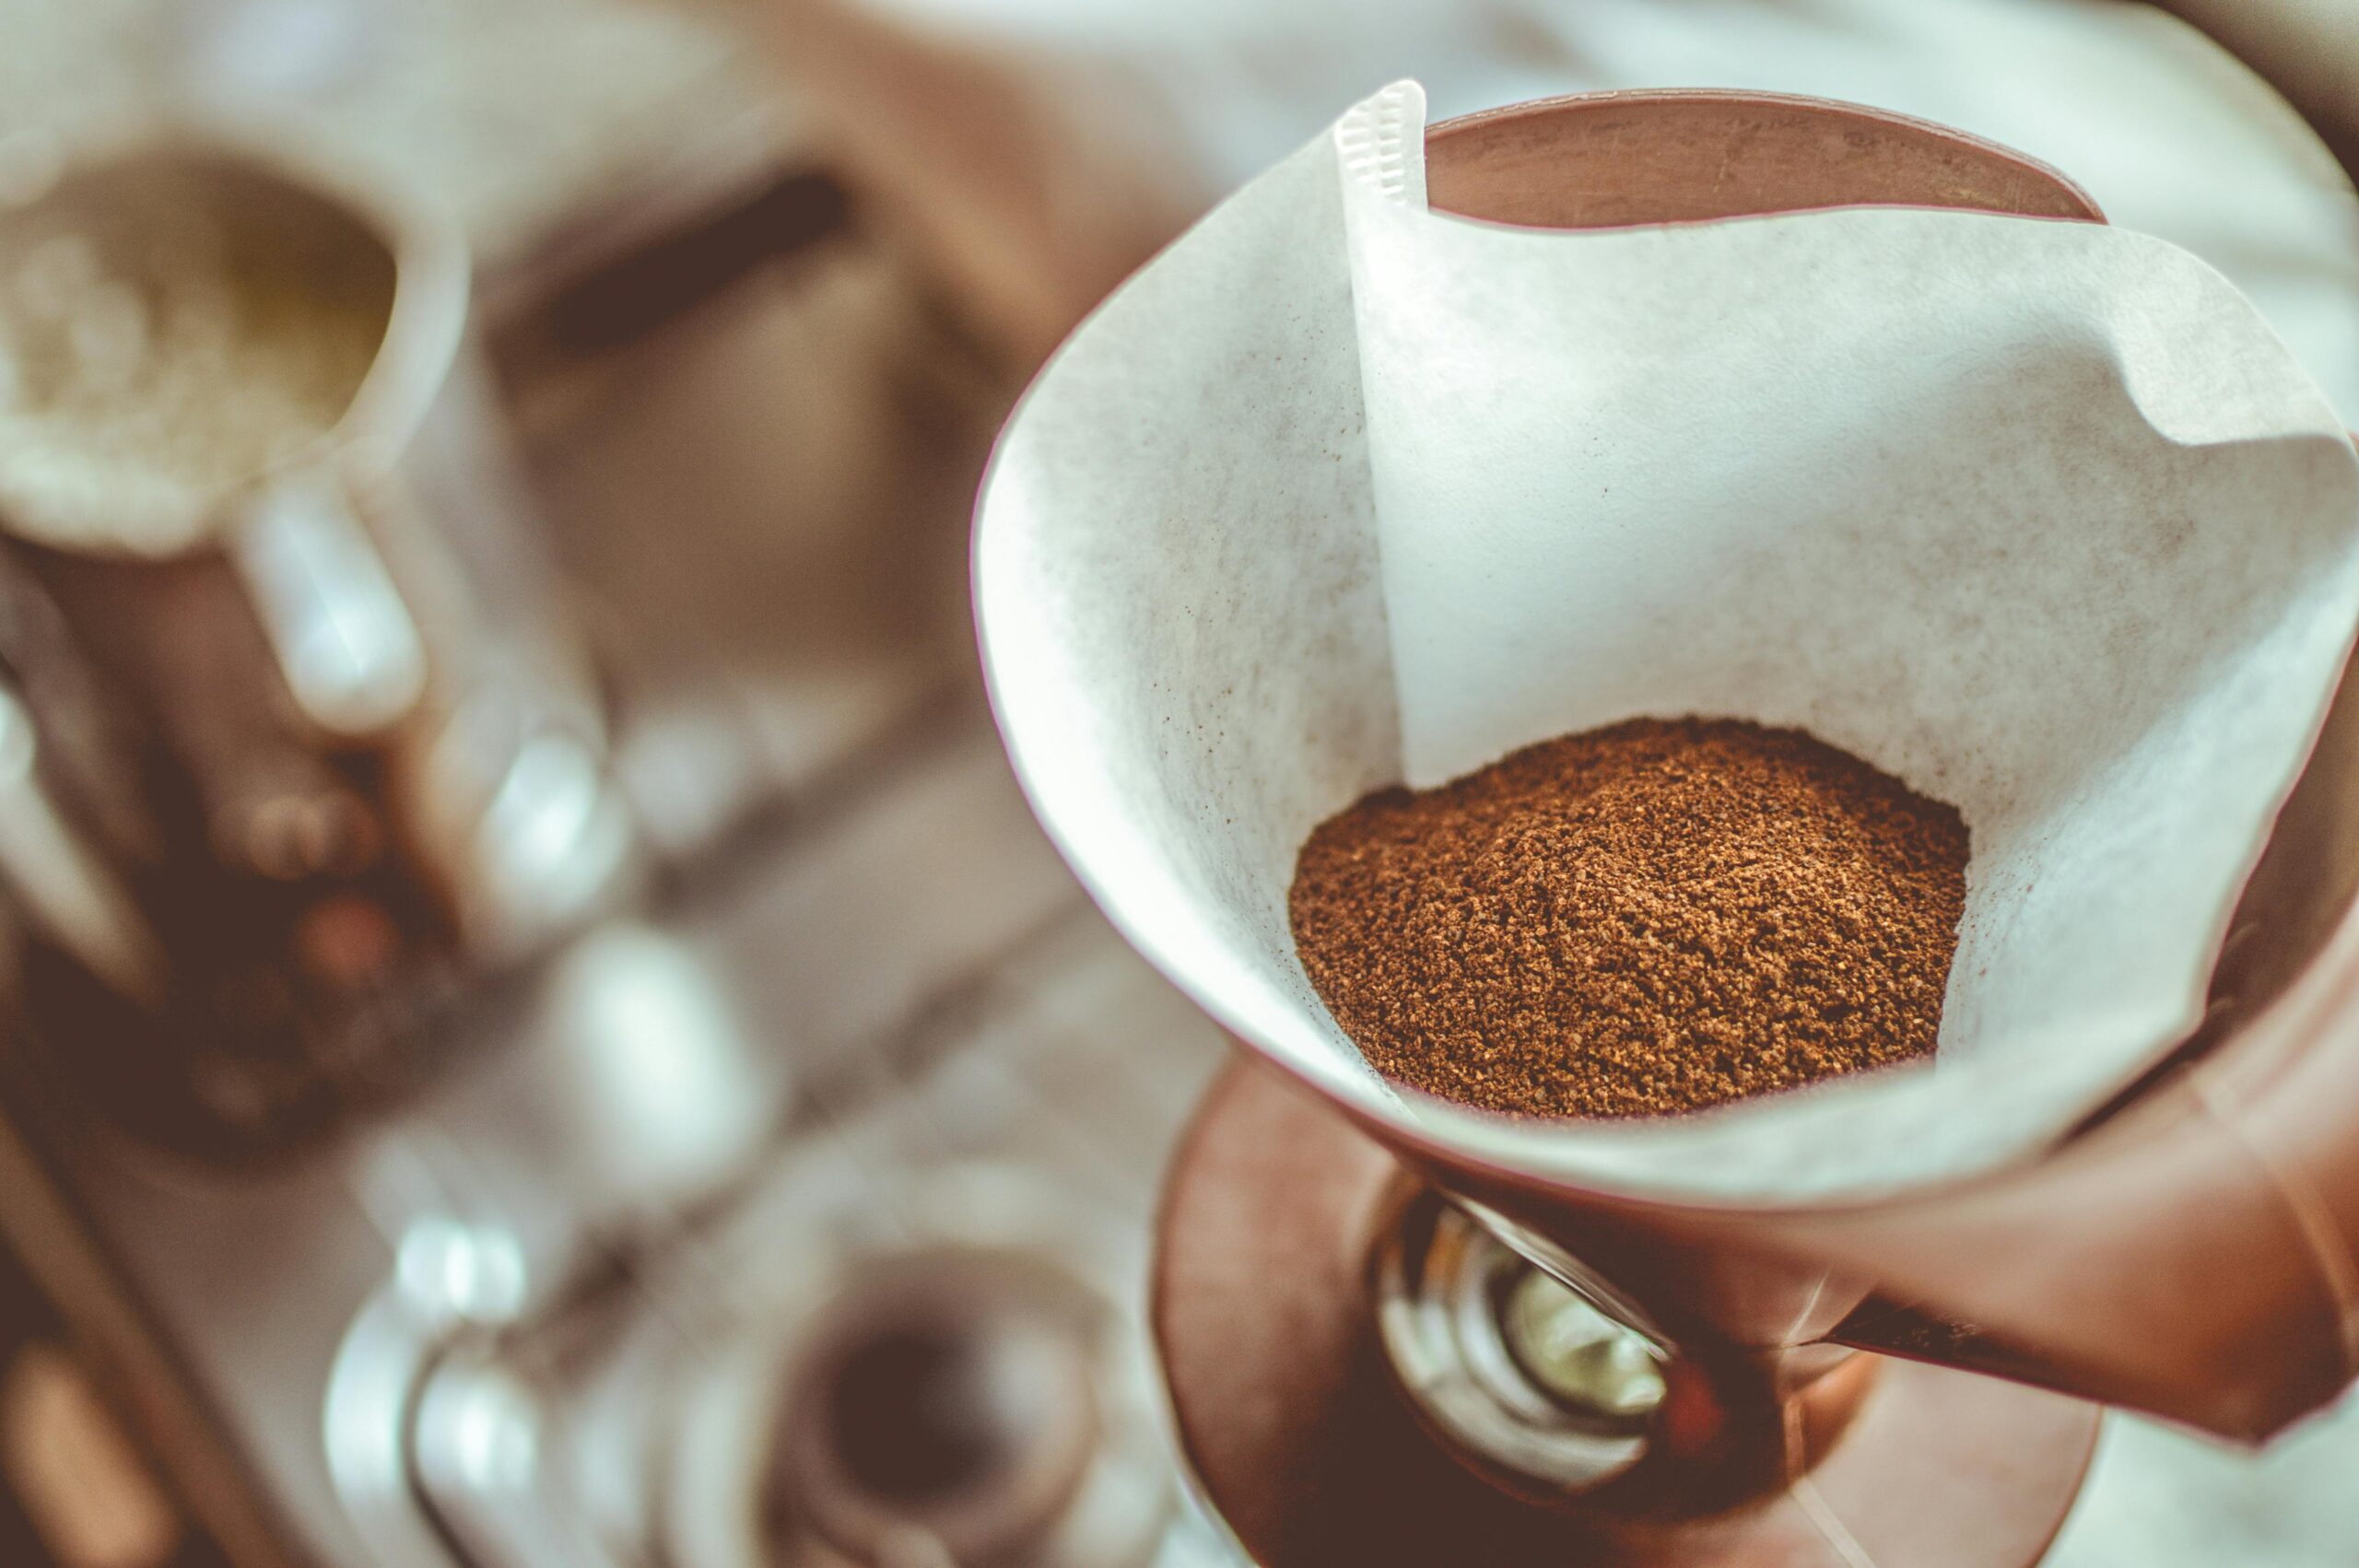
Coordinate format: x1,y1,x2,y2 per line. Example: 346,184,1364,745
226,468,427,741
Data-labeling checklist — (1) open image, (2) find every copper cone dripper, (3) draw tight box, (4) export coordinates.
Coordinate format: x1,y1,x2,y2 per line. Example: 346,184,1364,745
977,89,2359,1566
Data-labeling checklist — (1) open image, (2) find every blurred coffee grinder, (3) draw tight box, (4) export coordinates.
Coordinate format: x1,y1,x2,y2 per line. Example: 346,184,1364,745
0,133,634,1152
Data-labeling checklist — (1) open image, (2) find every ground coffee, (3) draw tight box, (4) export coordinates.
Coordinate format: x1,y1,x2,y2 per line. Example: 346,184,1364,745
1289,717,1967,1118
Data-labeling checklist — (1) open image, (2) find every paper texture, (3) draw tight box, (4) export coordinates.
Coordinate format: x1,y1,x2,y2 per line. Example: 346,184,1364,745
976,82,2359,1201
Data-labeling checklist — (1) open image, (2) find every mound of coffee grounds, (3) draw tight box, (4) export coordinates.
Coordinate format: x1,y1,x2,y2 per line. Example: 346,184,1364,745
1288,718,1967,1118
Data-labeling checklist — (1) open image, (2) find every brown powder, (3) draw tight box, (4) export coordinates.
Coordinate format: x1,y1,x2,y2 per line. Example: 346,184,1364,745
1288,718,1967,1118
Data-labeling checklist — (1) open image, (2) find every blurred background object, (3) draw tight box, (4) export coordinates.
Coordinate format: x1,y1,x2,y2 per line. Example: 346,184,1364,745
2149,1,2359,168
0,1239,228,1568
3,0,788,274
0,1,2351,1566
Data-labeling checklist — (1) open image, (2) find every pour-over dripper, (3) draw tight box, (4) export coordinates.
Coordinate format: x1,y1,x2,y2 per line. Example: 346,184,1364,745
976,85,2359,1567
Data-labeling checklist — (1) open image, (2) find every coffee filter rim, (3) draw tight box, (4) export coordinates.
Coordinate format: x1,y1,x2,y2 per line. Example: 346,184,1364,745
973,84,2359,1218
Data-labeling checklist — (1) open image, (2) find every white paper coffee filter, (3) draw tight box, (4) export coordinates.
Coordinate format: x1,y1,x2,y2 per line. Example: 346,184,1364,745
976,82,2359,1203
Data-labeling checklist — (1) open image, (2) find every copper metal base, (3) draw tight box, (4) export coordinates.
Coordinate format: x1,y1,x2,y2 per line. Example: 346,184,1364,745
1154,1060,2101,1567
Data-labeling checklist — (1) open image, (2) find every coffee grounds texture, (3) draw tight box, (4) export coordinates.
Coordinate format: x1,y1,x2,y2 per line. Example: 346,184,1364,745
1288,717,1968,1118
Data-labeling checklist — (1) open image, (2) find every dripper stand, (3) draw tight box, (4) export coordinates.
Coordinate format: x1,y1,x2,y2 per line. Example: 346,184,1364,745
1155,1059,2101,1567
